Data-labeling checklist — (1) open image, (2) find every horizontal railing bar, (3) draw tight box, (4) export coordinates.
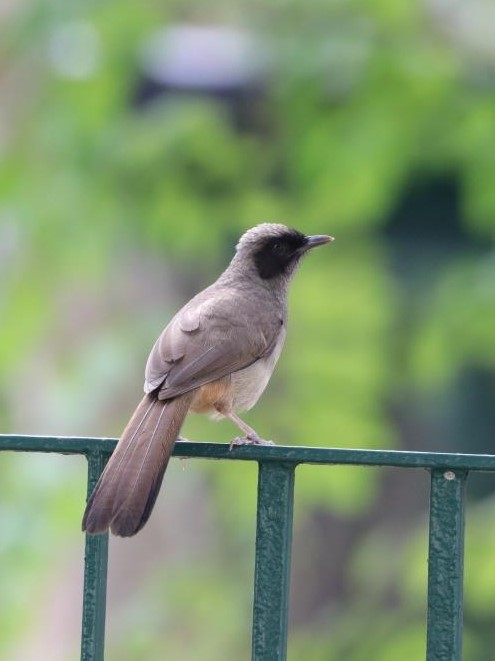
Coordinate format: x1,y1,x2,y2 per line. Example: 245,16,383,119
2,435,495,471
175,445,495,470
0,435,117,454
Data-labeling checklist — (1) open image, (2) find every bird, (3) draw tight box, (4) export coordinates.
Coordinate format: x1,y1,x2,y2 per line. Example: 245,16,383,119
82,223,333,537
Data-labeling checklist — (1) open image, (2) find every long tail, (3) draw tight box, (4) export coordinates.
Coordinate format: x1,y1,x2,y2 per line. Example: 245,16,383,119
82,392,193,537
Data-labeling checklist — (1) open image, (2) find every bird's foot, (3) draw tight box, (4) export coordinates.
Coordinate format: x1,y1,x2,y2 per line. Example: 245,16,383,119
176,436,191,442
229,434,275,451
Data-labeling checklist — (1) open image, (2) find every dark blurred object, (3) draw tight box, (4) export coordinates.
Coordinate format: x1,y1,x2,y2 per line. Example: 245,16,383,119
384,178,495,495
384,177,479,278
133,24,270,132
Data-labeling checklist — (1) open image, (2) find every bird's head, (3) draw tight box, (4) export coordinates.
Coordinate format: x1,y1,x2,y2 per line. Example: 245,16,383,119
233,223,334,283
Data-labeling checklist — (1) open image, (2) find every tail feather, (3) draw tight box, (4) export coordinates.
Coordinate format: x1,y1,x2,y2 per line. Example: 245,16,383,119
82,392,192,537
83,396,156,527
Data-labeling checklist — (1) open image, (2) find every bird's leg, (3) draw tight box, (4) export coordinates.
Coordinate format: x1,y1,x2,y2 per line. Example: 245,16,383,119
217,408,274,450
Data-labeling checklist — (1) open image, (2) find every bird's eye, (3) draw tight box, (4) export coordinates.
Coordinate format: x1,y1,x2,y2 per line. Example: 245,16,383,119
272,242,284,255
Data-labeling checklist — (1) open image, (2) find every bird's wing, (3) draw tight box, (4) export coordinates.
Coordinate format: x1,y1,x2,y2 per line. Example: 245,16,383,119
144,289,280,399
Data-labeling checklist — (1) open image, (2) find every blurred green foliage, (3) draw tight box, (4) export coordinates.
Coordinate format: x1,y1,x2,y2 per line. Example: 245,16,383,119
1,0,495,659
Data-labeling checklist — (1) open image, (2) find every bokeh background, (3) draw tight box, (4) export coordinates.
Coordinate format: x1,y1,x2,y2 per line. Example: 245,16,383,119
1,1,495,659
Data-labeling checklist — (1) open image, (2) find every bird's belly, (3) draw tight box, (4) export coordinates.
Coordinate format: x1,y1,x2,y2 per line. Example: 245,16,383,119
190,327,286,418
230,328,286,412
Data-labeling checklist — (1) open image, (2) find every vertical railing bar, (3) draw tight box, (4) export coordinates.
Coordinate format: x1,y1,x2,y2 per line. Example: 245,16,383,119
426,468,467,661
81,451,110,661
252,461,296,661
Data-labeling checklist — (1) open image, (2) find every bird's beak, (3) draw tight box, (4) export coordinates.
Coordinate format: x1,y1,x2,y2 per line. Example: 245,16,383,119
303,234,335,251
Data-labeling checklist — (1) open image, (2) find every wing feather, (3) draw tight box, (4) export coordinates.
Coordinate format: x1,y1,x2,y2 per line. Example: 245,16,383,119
143,288,279,399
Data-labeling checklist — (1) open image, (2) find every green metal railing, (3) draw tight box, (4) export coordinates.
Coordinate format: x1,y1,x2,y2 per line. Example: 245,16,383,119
1,435,494,660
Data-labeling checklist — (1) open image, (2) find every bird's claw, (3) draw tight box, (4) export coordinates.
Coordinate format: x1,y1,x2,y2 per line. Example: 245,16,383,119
229,436,275,451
